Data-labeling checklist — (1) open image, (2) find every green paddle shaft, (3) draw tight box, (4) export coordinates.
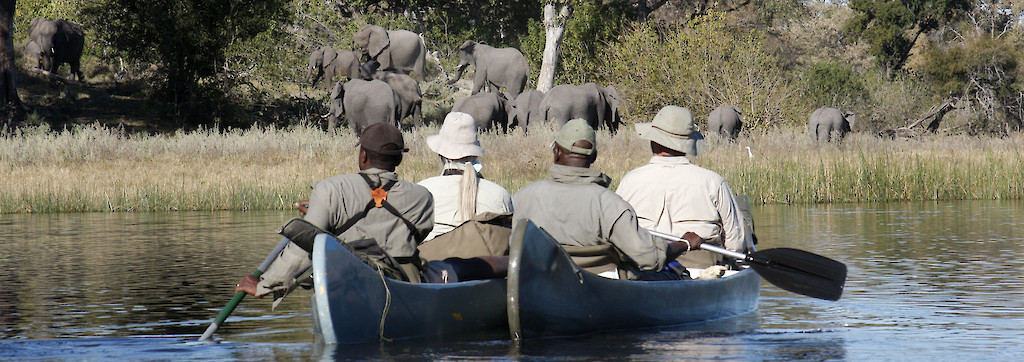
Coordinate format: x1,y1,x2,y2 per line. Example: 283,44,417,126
197,237,291,342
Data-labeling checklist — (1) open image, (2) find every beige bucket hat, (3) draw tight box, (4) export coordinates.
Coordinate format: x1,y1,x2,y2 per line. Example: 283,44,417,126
635,106,703,156
427,112,485,159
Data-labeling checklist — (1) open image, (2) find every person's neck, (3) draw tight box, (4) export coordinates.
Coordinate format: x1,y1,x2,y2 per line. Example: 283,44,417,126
555,159,591,168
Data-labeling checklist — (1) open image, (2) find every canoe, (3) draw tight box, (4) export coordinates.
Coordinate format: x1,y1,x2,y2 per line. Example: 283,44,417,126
310,233,508,344
506,220,761,339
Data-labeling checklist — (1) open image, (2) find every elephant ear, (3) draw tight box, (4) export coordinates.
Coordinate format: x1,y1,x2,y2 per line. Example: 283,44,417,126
367,26,389,59
330,82,346,116
603,86,622,130
845,112,856,128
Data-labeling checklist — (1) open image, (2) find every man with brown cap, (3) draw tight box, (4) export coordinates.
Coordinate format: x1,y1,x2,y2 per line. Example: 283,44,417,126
236,123,504,305
617,106,753,270
512,119,704,280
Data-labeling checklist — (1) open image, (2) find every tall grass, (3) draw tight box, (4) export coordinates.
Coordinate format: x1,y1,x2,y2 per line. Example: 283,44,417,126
2,124,1022,213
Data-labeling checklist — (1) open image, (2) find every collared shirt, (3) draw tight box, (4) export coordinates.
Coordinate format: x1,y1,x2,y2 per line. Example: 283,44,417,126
256,168,434,302
418,175,513,240
512,164,671,271
616,156,750,252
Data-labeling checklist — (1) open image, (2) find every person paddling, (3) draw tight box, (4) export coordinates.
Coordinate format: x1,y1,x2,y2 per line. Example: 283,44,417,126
235,123,506,305
511,119,704,280
616,106,754,269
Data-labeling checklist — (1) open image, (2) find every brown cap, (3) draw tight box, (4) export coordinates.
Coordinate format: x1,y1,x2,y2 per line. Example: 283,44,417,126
358,123,408,155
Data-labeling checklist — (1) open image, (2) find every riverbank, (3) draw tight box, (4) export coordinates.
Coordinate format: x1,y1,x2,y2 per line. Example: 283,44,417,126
2,124,1021,213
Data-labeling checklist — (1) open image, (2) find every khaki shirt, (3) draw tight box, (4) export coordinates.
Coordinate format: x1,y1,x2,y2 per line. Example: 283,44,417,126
512,164,671,271
418,175,513,240
256,168,433,303
616,156,751,252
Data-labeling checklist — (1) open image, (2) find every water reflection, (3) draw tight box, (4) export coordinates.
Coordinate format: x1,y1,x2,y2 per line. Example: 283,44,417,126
1,200,1022,359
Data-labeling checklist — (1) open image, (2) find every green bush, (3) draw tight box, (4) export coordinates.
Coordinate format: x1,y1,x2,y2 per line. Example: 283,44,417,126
601,13,801,129
800,60,868,111
519,1,629,86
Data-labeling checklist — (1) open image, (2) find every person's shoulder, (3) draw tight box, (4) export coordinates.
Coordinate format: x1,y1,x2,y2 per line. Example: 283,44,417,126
417,175,450,188
479,178,512,194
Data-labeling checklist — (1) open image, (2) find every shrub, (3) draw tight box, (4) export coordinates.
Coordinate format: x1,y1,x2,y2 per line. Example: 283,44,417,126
601,13,801,129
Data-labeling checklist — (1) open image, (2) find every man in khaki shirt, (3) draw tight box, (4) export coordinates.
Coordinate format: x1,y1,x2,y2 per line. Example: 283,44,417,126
617,106,753,269
513,119,704,280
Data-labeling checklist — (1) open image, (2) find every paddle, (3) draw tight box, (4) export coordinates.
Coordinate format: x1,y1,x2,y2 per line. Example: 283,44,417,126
197,237,292,342
648,230,847,301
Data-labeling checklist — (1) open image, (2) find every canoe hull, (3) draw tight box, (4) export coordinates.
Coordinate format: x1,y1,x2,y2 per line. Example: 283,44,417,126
311,234,508,344
507,220,761,339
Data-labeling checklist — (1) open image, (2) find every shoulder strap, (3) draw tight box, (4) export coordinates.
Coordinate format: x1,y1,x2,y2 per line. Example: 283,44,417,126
357,173,428,243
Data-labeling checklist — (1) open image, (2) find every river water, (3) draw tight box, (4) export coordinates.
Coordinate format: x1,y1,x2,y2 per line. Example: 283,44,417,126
1,200,1022,360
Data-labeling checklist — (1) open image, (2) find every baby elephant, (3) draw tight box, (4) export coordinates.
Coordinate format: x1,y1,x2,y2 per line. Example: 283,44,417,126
809,106,855,142
707,105,743,140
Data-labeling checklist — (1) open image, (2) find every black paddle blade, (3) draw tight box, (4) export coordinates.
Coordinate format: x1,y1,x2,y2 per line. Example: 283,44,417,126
747,248,847,301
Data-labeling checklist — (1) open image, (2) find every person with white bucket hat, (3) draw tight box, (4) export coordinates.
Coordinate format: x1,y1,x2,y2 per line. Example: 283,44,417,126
418,112,512,240
617,106,753,270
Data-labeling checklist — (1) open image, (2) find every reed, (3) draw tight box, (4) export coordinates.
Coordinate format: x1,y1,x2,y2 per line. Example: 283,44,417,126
1,124,1021,213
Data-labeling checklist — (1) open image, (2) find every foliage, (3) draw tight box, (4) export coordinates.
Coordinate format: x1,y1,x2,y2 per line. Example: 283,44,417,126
79,0,291,124
845,0,971,73
800,61,869,111
601,13,800,129
519,1,630,86
922,33,1023,133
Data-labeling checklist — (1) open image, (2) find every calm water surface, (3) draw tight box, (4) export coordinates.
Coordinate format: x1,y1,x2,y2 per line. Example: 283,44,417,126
1,200,1022,360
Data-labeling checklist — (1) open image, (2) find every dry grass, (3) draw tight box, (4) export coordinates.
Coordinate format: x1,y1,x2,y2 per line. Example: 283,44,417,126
2,123,1022,213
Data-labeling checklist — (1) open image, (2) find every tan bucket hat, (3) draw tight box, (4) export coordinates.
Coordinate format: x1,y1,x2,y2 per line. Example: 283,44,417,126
427,112,485,159
635,106,703,156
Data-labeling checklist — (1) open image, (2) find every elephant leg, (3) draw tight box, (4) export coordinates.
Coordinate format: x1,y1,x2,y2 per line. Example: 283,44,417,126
471,76,486,95
413,101,423,127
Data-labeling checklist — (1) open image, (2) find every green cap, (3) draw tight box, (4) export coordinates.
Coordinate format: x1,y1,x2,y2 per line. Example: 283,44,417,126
555,119,596,156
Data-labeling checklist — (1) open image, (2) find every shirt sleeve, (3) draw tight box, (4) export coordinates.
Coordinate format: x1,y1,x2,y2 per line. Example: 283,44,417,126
717,180,749,252
303,181,335,232
608,208,668,271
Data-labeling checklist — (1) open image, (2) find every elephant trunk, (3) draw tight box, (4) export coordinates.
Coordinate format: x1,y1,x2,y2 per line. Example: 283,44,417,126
448,63,468,85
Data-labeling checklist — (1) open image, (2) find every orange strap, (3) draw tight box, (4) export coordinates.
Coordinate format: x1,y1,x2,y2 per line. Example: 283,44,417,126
370,186,388,207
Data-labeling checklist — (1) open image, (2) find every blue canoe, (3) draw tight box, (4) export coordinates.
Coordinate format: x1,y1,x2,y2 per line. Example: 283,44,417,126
310,234,508,344
507,220,761,339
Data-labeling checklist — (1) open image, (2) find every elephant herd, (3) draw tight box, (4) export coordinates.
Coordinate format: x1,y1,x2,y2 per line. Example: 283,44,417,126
23,17,86,81
311,25,623,136
312,25,855,141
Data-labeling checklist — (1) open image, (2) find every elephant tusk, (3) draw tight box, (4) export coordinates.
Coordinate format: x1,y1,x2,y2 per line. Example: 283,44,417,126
320,113,331,119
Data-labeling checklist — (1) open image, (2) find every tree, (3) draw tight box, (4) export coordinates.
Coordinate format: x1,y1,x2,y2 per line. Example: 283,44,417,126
846,0,971,75
536,0,574,92
1,0,25,122
81,0,290,122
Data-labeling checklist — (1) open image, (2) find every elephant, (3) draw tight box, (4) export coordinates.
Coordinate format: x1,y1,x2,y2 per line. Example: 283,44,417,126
451,91,515,133
29,18,85,81
352,25,427,82
809,106,855,142
328,79,402,136
512,89,544,130
447,40,529,96
538,83,622,133
308,46,360,87
708,105,743,140
360,60,423,127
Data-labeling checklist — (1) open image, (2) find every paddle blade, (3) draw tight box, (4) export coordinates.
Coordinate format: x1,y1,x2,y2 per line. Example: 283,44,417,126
748,248,847,301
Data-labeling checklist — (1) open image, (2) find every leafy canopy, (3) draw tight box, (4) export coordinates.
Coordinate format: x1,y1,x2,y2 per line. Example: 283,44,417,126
846,0,970,73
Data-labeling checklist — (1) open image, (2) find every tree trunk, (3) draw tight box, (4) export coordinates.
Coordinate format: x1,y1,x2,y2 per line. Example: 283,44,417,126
0,0,25,119
536,2,572,93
